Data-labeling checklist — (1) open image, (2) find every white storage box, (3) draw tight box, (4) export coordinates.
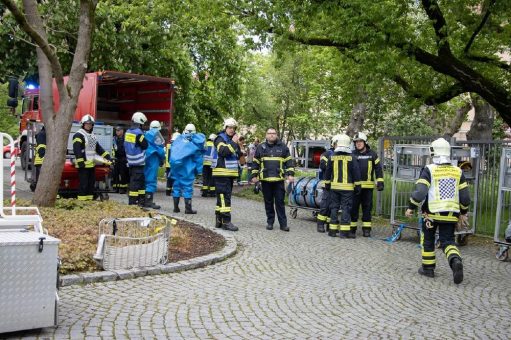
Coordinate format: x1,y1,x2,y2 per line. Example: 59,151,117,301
0,230,60,334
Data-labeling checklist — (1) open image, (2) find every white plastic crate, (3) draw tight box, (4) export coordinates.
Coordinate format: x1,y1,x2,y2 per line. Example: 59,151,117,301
94,216,173,270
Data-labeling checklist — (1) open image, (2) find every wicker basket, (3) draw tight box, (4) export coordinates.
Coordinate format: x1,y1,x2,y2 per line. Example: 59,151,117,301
94,216,173,270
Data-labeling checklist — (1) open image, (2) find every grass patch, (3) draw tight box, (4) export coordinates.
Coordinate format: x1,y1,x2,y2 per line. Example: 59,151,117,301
10,199,224,274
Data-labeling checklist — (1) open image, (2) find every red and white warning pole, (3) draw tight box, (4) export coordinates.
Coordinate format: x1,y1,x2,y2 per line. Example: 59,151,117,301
0,132,16,217
10,147,16,210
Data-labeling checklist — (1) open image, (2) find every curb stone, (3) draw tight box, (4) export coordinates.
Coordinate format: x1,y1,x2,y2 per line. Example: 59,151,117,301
59,214,238,287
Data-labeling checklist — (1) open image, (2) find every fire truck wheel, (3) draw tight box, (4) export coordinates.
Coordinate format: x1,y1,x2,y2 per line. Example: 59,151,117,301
20,141,28,170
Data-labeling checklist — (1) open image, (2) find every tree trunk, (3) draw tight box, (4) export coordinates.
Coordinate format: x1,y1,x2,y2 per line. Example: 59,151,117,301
346,98,367,137
443,101,471,137
5,0,98,207
466,95,495,141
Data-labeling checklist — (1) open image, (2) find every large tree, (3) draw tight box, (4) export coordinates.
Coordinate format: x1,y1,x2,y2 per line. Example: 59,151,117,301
1,0,98,206
233,0,511,125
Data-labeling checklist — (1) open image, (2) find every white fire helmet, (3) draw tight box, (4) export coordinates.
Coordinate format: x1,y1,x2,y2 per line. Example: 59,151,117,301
430,138,451,157
223,118,238,129
80,114,95,125
353,132,368,143
150,120,161,130
332,133,352,153
132,111,148,125
184,123,196,134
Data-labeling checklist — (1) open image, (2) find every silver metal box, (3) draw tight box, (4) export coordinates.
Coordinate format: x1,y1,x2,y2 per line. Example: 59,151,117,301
0,230,60,334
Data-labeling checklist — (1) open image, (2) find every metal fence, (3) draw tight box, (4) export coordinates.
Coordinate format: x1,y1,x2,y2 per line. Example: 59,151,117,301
376,135,511,236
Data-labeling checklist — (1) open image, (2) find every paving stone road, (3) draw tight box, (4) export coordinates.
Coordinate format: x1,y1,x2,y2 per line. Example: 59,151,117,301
3,161,511,339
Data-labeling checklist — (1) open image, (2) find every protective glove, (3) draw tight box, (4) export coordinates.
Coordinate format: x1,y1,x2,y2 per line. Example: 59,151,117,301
77,161,85,169
159,159,164,167
377,182,384,191
324,183,331,191
354,185,361,196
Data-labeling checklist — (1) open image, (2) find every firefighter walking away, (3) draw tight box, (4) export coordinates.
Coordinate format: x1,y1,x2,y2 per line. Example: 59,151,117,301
124,112,149,206
350,132,384,237
323,134,361,238
405,138,471,284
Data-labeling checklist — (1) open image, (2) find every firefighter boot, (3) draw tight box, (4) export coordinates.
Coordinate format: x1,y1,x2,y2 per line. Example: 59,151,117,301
173,197,180,213
339,231,350,239
280,225,289,232
137,194,145,208
362,227,371,237
145,193,161,209
450,257,464,284
215,213,222,228
222,221,239,232
185,199,197,214
348,227,357,239
418,266,435,278
128,196,138,205
317,222,325,233
328,229,337,237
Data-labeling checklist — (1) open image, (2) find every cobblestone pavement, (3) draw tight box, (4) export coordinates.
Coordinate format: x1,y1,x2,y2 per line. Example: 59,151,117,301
4,167,511,339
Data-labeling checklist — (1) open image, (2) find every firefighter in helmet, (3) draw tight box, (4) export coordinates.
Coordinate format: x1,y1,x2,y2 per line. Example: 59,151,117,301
112,125,129,194
323,133,361,238
202,133,217,197
405,138,471,284
350,132,384,237
212,118,241,231
169,123,205,214
316,135,337,233
124,112,149,206
73,114,112,201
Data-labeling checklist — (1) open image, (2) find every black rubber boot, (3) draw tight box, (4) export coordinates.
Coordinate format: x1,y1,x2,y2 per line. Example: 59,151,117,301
339,231,350,239
165,189,172,196
201,191,208,197
222,221,239,231
128,196,138,205
215,213,222,228
145,193,161,209
266,224,274,230
317,222,325,233
185,198,197,214
348,229,357,239
173,197,180,213
362,227,371,237
328,230,337,237
119,188,127,194
418,266,435,278
137,194,145,208
280,225,289,232
450,257,464,284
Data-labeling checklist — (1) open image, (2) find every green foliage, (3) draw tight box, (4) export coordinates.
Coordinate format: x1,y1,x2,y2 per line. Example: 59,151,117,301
0,83,19,137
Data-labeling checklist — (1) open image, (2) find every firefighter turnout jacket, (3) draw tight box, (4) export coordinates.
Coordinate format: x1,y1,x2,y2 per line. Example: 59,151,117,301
124,127,148,167
203,140,216,167
408,163,471,222
212,132,240,178
318,148,334,182
73,129,110,168
323,151,361,191
352,146,383,189
34,128,46,166
251,140,294,182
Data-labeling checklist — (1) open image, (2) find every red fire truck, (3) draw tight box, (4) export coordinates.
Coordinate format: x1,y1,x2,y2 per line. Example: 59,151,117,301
20,71,176,198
